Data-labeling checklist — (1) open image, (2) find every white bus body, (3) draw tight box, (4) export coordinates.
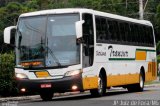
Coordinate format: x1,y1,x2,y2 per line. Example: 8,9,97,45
4,8,157,100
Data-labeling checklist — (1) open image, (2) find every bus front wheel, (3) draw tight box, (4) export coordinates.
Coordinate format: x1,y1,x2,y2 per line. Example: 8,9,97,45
90,74,106,96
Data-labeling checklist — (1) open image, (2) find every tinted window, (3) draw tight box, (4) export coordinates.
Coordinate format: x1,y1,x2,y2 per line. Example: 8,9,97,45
95,16,154,47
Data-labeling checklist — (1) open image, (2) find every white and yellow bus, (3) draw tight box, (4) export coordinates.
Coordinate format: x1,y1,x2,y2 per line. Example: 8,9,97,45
4,8,157,100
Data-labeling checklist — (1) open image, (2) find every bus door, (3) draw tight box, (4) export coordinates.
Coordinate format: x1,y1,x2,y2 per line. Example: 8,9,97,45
82,13,94,68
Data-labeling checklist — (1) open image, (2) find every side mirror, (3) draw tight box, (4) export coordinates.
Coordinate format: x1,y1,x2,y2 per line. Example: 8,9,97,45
4,26,16,44
75,20,85,39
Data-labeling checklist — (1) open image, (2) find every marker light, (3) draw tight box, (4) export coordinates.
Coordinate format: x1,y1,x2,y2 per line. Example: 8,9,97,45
65,70,81,77
20,88,26,92
72,85,78,90
21,61,42,67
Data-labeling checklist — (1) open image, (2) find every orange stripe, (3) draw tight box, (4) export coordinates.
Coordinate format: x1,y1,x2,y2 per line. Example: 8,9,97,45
136,51,146,60
146,62,157,82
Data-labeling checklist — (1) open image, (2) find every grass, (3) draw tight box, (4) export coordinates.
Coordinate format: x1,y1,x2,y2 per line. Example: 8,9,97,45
145,78,160,85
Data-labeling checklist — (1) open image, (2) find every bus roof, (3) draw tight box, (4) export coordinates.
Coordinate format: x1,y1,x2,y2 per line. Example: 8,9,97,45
20,8,152,26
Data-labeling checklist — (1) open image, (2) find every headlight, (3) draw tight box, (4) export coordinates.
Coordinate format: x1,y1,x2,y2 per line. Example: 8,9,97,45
16,73,28,79
65,70,82,77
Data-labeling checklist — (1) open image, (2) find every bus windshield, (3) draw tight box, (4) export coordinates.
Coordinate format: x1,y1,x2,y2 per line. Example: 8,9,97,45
16,14,80,68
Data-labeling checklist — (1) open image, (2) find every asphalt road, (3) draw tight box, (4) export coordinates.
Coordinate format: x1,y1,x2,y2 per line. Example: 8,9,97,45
2,86,160,106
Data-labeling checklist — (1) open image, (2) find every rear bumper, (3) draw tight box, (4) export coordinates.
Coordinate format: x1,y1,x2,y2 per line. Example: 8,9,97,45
16,74,83,93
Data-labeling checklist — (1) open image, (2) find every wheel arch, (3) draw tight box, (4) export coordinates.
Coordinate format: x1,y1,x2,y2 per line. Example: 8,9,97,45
140,66,145,82
99,67,107,86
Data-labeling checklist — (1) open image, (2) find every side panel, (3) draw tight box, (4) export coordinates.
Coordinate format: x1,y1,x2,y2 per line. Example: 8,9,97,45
94,43,156,87
81,13,156,90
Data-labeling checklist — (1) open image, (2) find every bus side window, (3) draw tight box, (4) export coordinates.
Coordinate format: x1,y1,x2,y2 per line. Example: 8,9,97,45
132,24,137,44
116,21,121,42
142,26,147,45
128,23,132,43
96,17,101,42
137,25,141,44
96,16,108,43
101,18,107,42
124,23,129,42
134,24,139,45
148,27,154,46
145,26,152,46
112,21,118,42
106,20,111,41
146,26,152,46
119,22,124,42
140,26,145,45
117,21,123,44
108,20,115,42
130,24,134,44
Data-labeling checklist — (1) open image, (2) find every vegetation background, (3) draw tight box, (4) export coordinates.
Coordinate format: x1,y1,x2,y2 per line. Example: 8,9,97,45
0,0,160,96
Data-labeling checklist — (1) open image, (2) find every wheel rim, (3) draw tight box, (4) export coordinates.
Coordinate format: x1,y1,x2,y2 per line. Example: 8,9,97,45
98,77,103,94
140,75,144,88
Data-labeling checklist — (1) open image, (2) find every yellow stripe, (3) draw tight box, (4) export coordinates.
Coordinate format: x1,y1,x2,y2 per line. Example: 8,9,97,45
107,73,139,87
107,74,126,86
136,51,146,60
82,76,98,90
125,73,139,84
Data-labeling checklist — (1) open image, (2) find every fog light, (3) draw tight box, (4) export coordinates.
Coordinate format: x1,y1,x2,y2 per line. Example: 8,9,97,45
72,85,78,90
21,88,26,92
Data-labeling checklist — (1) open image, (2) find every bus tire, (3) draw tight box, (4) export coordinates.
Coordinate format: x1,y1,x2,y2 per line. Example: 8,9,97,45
40,90,53,101
127,71,144,92
136,71,145,92
90,74,106,96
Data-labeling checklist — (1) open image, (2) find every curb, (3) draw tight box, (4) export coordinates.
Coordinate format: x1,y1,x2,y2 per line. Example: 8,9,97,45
0,95,40,102
0,92,81,102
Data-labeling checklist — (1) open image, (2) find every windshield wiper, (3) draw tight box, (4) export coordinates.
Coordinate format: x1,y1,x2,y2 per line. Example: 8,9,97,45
46,37,61,67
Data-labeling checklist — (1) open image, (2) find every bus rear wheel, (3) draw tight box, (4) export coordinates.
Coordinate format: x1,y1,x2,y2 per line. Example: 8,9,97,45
40,90,53,101
127,71,144,92
90,74,106,96
136,71,144,91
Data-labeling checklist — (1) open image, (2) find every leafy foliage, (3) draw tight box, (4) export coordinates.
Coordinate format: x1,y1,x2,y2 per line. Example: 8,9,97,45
157,41,160,55
0,53,18,96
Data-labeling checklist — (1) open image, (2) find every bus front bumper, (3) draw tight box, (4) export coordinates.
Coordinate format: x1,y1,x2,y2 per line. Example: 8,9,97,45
16,75,83,93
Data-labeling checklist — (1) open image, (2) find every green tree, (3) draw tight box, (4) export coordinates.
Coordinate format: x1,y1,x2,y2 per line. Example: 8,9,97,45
155,4,160,42
0,2,30,53
157,41,160,55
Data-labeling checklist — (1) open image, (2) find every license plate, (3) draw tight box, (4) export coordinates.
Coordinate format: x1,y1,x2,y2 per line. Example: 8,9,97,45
40,83,52,88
